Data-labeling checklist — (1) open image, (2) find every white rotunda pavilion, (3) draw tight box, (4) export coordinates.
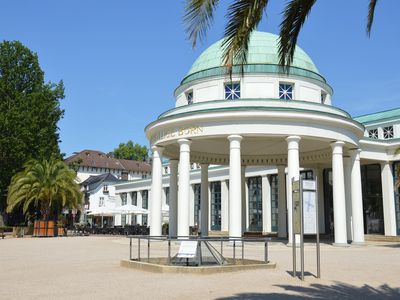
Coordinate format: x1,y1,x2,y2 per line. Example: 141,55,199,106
146,31,367,245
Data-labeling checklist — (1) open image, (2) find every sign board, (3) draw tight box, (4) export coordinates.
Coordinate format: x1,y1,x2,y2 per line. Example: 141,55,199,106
303,191,317,234
291,177,320,281
292,180,300,192
293,190,301,234
177,241,198,258
302,180,316,191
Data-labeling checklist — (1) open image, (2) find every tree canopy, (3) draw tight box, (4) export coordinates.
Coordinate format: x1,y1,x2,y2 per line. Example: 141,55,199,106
0,41,65,224
184,0,379,73
110,140,149,162
7,159,82,220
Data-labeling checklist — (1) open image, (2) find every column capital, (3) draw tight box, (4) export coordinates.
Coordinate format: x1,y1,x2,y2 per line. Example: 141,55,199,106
330,141,345,148
285,135,301,143
151,145,164,153
178,138,192,146
331,141,345,154
286,136,301,150
227,134,243,142
200,163,209,168
178,139,191,153
348,148,362,161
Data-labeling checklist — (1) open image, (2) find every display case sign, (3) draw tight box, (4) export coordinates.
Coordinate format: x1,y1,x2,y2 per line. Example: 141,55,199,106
177,241,198,258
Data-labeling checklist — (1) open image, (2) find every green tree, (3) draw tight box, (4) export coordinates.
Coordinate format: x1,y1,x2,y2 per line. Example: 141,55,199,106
184,0,379,72
6,159,82,221
0,41,65,224
111,140,149,161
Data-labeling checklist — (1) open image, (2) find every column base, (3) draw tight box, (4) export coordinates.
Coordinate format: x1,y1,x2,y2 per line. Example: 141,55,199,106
351,241,365,246
332,242,350,247
286,242,302,248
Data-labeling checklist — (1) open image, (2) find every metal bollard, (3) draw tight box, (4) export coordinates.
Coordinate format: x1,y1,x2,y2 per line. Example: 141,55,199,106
242,241,244,261
129,237,132,260
264,241,268,263
168,239,171,265
221,238,223,256
233,240,236,264
138,237,141,261
147,238,150,261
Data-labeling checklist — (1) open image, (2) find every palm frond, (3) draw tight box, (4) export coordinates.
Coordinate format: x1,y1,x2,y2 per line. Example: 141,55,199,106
184,0,220,48
278,0,316,71
6,159,83,218
221,0,269,76
367,0,378,37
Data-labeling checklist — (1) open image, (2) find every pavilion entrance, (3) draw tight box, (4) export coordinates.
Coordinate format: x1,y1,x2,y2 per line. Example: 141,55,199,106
361,164,384,234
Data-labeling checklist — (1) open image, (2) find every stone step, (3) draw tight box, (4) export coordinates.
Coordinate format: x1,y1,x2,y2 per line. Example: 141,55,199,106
365,234,400,242
208,230,229,237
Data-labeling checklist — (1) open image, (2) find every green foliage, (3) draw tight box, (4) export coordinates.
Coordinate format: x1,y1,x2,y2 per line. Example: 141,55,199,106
0,41,65,216
6,159,83,220
68,157,83,173
111,140,148,161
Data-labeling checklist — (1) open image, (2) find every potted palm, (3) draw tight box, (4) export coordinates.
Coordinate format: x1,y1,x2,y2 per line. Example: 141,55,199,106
6,159,83,237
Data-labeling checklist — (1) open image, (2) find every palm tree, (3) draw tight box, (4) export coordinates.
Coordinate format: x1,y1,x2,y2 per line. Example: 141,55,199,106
184,0,379,73
6,159,83,221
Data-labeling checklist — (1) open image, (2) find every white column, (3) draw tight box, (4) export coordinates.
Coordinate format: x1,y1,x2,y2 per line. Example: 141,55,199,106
228,135,243,238
349,149,365,244
137,191,143,225
168,159,178,237
200,164,209,236
331,141,348,245
262,175,272,233
277,165,287,238
344,157,353,242
286,136,301,244
177,139,191,237
189,185,195,226
150,146,163,236
221,180,229,231
241,166,247,232
380,161,397,236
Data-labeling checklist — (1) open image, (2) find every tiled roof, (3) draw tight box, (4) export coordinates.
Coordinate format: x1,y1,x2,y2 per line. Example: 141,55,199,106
65,150,151,173
81,173,119,191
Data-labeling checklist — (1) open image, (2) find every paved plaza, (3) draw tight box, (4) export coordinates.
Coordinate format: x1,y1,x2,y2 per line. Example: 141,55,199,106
0,236,399,299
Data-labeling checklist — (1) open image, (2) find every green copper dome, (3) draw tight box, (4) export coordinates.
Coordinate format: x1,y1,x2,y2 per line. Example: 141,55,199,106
187,31,320,77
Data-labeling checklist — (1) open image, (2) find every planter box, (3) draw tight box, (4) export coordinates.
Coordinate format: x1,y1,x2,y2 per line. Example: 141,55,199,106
33,220,56,237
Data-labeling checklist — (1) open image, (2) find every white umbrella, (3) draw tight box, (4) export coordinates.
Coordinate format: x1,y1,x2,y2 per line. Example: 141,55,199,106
87,206,118,216
87,206,118,228
115,205,149,226
117,204,149,215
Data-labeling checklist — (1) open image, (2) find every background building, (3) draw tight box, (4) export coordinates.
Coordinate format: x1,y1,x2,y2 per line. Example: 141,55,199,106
65,149,151,182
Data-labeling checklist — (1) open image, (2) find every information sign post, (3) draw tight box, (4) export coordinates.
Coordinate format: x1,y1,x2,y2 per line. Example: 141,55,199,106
291,176,321,280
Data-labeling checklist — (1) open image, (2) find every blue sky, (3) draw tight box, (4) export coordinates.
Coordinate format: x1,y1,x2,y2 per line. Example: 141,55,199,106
1,1,399,157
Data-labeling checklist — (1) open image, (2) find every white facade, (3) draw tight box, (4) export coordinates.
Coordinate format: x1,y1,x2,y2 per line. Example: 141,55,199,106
76,166,147,183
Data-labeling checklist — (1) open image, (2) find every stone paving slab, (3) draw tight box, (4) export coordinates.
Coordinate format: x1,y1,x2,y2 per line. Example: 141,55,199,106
0,236,399,299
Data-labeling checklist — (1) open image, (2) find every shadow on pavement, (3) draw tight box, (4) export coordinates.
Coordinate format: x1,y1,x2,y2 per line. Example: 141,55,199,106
217,283,400,299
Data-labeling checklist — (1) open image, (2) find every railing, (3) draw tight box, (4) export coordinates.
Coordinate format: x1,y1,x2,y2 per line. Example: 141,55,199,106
127,235,271,265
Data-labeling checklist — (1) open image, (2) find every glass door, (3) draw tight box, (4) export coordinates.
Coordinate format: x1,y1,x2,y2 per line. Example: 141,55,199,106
210,181,221,231
248,176,262,232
